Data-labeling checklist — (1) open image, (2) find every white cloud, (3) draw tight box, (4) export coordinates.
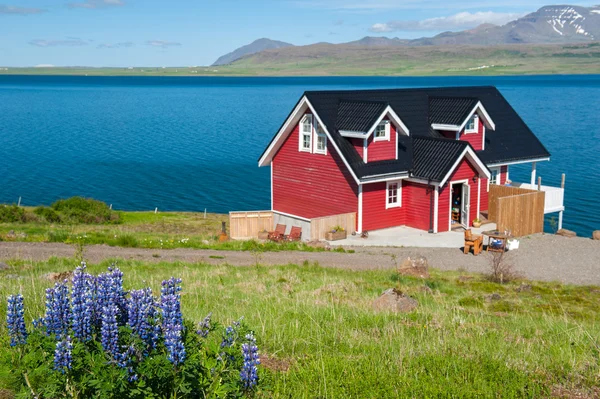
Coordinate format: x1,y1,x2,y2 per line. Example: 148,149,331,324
370,11,523,32
29,39,89,47
97,42,134,49
0,4,46,15
146,40,182,48
67,0,124,9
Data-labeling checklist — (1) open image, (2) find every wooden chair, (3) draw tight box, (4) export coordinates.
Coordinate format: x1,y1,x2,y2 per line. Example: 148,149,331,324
464,229,483,255
285,226,302,242
268,224,286,242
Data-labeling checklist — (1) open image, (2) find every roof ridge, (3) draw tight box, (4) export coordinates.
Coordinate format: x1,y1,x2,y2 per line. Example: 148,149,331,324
338,99,387,105
305,86,498,95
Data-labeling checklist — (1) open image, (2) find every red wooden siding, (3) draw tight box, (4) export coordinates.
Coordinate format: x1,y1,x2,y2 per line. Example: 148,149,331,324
350,138,364,160
403,182,433,231
438,158,480,232
272,115,358,219
459,116,484,151
361,182,405,231
367,118,397,162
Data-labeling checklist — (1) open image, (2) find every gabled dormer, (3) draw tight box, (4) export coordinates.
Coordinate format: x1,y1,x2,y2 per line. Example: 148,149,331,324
335,100,409,163
429,96,495,151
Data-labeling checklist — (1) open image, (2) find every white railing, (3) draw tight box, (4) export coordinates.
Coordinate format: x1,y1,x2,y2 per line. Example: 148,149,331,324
511,183,564,214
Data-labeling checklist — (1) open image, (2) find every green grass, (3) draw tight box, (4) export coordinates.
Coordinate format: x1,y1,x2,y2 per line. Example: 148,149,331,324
0,210,323,252
1,258,599,397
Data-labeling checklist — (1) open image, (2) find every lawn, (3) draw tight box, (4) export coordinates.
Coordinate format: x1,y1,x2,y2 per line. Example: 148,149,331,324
0,209,322,252
1,257,599,398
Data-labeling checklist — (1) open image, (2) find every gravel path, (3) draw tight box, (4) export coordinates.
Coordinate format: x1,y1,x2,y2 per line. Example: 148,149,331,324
0,234,599,285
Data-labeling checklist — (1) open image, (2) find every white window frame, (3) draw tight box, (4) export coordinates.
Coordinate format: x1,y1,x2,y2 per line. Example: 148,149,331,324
465,114,478,134
386,180,402,209
374,121,390,142
488,166,500,188
299,114,313,152
314,122,327,155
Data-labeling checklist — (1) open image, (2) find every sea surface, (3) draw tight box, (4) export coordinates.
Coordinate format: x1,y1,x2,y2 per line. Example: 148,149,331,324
0,75,598,237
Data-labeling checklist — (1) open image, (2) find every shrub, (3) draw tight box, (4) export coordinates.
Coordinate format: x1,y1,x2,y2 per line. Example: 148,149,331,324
48,231,70,242
34,206,62,223
0,205,25,223
487,251,519,284
51,197,120,224
3,263,261,398
115,234,139,248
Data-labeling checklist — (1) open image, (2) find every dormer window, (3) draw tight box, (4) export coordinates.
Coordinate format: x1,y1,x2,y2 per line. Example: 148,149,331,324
465,114,478,133
314,123,327,155
374,121,390,141
300,115,312,152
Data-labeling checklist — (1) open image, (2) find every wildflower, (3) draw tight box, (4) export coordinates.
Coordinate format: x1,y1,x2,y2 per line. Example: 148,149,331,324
160,277,185,365
221,326,236,348
128,288,159,350
101,304,119,359
7,294,27,346
115,344,138,382
196,312,212,338
44,282,71,338
240,333,260,390
54,335,73,373
97,266,127,326
71,262,95,342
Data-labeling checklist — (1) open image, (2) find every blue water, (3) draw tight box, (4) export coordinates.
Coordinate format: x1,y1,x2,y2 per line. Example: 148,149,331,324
0,75,598,237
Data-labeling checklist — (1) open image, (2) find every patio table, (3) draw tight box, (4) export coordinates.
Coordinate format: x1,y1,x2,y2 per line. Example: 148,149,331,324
481,230,510,252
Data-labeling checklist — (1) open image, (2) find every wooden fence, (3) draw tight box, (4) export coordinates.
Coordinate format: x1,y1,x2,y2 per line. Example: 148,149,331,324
229,211,273,240
488,185,545,237
310,212,356,240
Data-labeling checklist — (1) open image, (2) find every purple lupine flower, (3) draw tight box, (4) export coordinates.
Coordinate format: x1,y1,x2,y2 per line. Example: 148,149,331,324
54,335,73,373
7,294,27,346
44,282,71,338
220,326,236,348
240,333,260,390
115,344,139,382
71,263,95,342
97,266,128,326
196,312,212,338
128,288,158,350
101,304,119,359
160,277,185,365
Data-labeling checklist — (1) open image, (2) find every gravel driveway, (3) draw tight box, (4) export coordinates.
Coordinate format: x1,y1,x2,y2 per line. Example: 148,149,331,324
0,234,598,285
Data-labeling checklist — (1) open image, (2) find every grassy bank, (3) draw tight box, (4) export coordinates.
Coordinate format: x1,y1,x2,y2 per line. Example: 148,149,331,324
0,208,323,252
1,258,599,397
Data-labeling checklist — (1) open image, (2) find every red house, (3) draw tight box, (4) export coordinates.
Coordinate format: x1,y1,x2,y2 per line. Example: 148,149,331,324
258,87,551,238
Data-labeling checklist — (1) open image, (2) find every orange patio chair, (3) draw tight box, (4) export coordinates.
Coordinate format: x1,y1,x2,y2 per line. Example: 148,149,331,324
285,226,302,242
268,224,286,242
464,229,483,255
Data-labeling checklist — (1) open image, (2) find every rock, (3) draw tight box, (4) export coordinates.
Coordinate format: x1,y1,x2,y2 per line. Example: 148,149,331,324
458,275,473,282
0,262,9,270
5,274,19,279
397,256,430,279
419,285,433,295
486,293,502,301
45,271,73,282
516,283,532,292
6,230,15,238
17,232,27,238
372,288,418,313
556,229,577,238
593,231,600,240
306,240,331,251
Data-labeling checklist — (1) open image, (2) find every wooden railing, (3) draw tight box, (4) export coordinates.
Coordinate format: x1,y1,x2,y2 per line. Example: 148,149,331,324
229,211,273,240
310,212,356,240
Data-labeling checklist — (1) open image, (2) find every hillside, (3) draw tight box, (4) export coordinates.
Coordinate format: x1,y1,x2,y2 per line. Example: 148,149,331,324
212,38,294,66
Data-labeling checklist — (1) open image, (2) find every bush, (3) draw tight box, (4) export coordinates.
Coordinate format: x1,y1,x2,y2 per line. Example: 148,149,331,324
3,264,261,398
0,205,25,223
114,234,139,248
48,231,70,242
51,197,120,224
487,251,519,284
34,206,62,223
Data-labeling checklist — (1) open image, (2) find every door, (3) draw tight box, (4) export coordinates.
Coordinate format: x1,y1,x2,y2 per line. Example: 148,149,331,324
461,183,470,228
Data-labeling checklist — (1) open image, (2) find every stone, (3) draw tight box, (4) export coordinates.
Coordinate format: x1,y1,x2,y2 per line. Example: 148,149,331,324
556,229,577,238
0,262,9,270
419,285,433,295
397,256,430,279
486,293,502,301
516,283,532,293
45,271,73,282
593,231,600,240
372,288,418,313
306,240,331,251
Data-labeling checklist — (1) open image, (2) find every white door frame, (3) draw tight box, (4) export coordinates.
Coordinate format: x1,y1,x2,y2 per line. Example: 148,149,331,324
461,182,470,229
448,179,469,231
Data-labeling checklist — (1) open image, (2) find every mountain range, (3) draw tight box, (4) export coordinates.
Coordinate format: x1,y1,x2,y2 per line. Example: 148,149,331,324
212,5,600,65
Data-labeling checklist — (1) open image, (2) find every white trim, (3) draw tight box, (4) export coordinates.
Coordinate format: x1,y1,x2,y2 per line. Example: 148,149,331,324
438,146,491,187
363,138,368,163
361,173,409,184
433,186,439,234
373,120,390,142
272,210,311,222
340,130,367,138
406,178,440,187
314,121,327,155
482,125,486,151
366,105,410,138
431,101,496,133
464,114,479,134
270,161,274,211
299,114,313,153
530,162,537,186
385,180,402,209
357,185,363,233
477,177,481,218
488,166,500,187
487,157,550,168
432,123,461,132
448,179,469,232
395,130,398,160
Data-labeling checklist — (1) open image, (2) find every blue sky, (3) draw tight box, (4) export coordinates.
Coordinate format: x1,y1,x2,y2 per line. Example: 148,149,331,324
0,0,597,67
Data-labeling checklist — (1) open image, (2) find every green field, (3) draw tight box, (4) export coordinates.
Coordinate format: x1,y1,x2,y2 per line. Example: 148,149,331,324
1,258,599,397
2,43,600,77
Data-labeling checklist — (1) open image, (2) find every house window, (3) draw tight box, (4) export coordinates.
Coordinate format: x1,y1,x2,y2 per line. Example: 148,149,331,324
489,167,500,185
300,115,312,152
374,121,390,141
386,180,402,208
314,123,327,154
465,115,478,133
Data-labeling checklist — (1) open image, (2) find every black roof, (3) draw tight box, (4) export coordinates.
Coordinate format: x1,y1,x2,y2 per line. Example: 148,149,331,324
336,100,387,133
261,86,550,182
429,96,478,126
